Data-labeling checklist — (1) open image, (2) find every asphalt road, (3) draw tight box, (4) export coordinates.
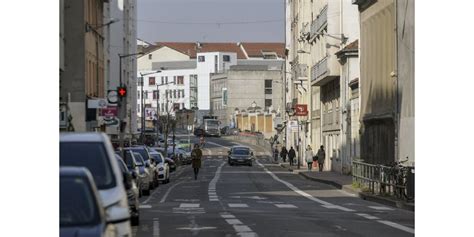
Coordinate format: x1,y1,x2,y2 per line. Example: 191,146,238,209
132,136,414,236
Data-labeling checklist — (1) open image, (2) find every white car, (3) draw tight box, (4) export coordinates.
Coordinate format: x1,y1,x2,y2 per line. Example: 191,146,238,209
60,133,132,237
149,151,170,183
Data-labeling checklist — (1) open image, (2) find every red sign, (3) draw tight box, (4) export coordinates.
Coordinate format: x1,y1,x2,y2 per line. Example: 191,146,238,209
101,106,118,117
294,104,308,116
118,87,127,97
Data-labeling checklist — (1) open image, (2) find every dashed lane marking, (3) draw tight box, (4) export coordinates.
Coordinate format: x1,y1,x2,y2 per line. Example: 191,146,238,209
322,204,355,212
153,218,160,237
159,181,185,203
139,204,152,209
377,220,415,234
233,225,252,232
356,213,380,220
225,219,243,225
228,203,249,208
275,204,297,208
368,206,394,211
180,203,200,208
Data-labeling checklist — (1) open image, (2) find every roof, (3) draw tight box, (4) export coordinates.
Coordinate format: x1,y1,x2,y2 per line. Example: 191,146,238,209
140,42,285,60
60,132,109,142
336,40,359,58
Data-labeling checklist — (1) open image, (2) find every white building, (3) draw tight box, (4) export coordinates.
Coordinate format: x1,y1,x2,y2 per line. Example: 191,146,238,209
103,0,138,140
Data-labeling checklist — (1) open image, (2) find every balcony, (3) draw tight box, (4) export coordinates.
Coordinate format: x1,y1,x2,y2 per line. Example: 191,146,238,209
311,56,328,82
310,5,328,38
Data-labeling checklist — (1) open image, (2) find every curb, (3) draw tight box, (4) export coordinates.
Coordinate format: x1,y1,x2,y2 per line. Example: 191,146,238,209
280,164,415,212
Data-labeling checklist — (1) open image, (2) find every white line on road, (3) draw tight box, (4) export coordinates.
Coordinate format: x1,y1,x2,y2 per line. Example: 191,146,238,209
159,181,185,203
368,206,394,211
207,141,231,148
139,204,152,209
377,220,414,234
237,232,258,237
275,204,297,208
233,225,252,232
228,203,249,208
221,214,236,219
322,204,355,212
225,219,243,225
153,218,160,237
180,203,200,208
356,213,380,220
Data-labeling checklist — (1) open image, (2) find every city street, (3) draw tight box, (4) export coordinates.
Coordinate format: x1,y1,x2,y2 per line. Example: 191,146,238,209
132,137,414,237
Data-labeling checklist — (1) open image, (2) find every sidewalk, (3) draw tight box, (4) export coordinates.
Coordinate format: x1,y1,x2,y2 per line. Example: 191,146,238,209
279,163,415,212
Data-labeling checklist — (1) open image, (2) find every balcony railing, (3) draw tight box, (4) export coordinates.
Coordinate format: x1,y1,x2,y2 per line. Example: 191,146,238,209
311,56,328,81
310,5,328,37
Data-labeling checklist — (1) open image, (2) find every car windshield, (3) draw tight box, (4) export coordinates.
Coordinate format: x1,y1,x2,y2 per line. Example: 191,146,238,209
115,156,128,173
60,177,101,227
129,147,150,161
134,153,145,166
123,151,135,168
206,120,219,126
151,153,163,163
233,148,250,155
60,142,116,190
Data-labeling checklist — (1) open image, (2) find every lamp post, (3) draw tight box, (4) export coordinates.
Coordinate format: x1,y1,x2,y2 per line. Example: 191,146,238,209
118,52,143,150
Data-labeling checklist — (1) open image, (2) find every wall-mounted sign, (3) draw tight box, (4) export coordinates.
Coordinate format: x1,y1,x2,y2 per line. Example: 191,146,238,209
87,98,108,109
294,104,308,116
100,106,118,117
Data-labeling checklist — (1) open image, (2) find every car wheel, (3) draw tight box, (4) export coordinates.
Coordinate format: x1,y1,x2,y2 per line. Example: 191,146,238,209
166,177,170,183
131,214,140,226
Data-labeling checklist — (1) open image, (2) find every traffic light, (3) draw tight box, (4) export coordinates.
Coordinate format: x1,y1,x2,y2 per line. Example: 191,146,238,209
117,87,127,98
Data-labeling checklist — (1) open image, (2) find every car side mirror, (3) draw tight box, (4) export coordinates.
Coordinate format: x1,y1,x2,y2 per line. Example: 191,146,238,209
106,206,130,224
251,152,254,156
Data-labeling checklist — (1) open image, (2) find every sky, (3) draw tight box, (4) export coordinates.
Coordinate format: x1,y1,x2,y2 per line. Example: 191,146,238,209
137,0,285,43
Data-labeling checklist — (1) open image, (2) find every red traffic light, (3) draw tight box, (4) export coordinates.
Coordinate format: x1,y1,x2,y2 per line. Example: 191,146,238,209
118,87,127,97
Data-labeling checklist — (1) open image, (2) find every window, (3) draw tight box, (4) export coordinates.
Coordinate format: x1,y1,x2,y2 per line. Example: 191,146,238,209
149,77,155,86
165,76,168,84
181,103,185,109
265,79,272,94
214,55,218,72
223,55,230,62
137,90,140,99
144,91,148,99
182,89,185,98
161,77,164,85
173,76,176,84
148,54,152,60
177,90,181,98
137,106,140,113
153,90,158,100
173,90,176,98
265,99,272,109
177,76,184,85
198,56,205,62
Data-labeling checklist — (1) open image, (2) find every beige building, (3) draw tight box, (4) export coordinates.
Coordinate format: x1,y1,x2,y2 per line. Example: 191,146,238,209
354,0,415,165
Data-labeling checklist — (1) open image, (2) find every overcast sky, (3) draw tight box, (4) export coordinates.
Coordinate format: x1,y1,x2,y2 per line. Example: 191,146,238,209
137,0,285,43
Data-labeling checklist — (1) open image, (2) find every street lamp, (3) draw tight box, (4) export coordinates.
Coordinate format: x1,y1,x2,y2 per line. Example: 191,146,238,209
118,52,144,150
85,18,120,33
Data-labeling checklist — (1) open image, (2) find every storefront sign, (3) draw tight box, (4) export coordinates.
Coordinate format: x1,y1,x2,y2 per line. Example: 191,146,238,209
294,104,308,116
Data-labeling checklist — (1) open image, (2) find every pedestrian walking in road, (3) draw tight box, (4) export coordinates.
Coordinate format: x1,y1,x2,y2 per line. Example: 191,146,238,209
316,145,326,172
191,144,203,180
288,147,296,166
273,147,279,163
280,146,288,163
305,145,313,171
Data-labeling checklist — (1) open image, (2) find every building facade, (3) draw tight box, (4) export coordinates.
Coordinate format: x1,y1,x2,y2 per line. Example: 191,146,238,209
61,0,107,132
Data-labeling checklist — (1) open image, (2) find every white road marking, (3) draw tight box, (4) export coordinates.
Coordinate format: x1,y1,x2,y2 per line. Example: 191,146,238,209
180,203,200,208
209,198,219,201
275,204,297,208
221,214,236,219
225,219,243,225
228,203,249,208
160,181,185,203
237,232,258,237
368,206,394,211
208,192,217,195
356,213,380,220
209,195,218,199
377,220,415,234
153,218,160,237
233,225,252,232
139,204,152,209
322,204,355,212
132,226,138,236
229,196,266,200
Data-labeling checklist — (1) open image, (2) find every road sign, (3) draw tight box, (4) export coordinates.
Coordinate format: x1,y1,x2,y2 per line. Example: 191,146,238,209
294,104,308,116
87,98,108,109
289,120,298,132
100,106,118,117
107,90,118,104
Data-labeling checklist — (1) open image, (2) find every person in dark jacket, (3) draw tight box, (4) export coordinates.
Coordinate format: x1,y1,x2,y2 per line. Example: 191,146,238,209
191,144,203,180
280,146,288,163
316,145,326,172
288,147,296,166
273,147,279,163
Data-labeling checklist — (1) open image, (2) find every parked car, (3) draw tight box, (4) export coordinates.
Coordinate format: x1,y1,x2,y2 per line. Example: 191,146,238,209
165,157,177,172
60,133,132,237
60,167,129,237
149,151,170,183
176,147,191,165
130,152,152,196
153,147,179,164
114,154,140,226
176,139,192,150
128,146,159,188
228,146,254,166
115,150,144,198
157,138,176,148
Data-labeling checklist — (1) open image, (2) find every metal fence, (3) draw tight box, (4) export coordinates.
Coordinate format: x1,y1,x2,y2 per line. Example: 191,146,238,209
352,160,414,200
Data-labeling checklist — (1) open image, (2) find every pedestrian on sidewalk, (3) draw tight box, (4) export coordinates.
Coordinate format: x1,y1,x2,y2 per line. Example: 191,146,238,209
191,144,203,180
316,145,326,172
273,147,279,163
305,145,313,171
280,146,288,162
288,146,296,166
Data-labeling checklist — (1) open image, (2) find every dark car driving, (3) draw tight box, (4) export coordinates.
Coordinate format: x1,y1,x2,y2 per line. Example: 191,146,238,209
228,146,254,166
